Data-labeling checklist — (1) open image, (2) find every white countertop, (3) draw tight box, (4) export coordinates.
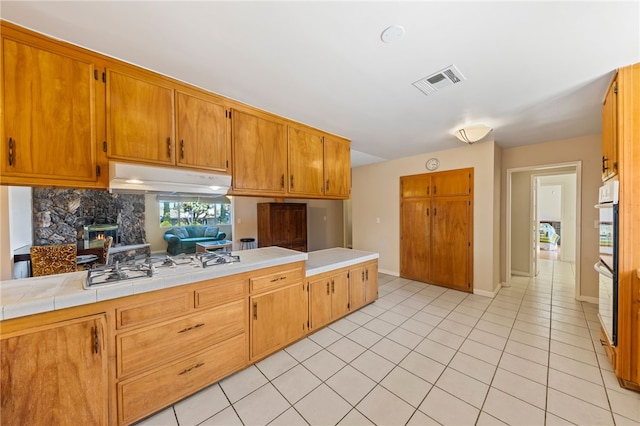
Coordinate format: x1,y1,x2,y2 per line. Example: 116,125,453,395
0,247,307,321
306,248,379,277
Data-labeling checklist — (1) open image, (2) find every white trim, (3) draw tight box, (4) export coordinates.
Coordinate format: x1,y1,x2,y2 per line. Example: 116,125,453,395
474,286,500,298
577,295,599,305
511,270,530,277
378,268,399,277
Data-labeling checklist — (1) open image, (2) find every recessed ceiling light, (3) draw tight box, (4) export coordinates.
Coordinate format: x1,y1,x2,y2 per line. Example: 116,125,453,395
381,25,405,43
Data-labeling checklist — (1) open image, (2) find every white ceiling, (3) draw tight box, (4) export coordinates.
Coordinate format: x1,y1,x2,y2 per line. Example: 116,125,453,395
2,1,639,167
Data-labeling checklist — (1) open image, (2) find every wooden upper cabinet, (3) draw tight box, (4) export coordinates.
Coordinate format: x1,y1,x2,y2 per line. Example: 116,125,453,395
106,69,175,165
401,174,431,198
176,92,230,173
431,168,472,197
323,135,351,198
231,108,287,194
602,75,618,180
1,34,100,185
288,126,324,196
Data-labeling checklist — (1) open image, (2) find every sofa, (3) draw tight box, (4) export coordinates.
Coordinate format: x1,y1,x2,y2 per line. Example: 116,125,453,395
163,226,227,255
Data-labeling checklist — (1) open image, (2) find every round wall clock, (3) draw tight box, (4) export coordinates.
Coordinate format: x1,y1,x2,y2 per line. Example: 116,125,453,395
426,158,440,171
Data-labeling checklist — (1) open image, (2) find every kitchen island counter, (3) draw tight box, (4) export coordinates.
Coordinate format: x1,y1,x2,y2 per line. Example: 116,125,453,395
306,247,379,277
0,247,307,321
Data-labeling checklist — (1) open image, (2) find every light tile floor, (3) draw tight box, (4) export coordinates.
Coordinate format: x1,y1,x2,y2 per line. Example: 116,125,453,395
137,259,640,426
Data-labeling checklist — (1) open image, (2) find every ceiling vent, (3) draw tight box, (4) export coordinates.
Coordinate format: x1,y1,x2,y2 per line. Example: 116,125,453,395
412,65,466,96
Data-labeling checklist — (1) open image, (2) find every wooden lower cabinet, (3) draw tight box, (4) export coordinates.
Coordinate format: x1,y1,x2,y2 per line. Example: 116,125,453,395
250,282,308,361
117,334,246,425
1,314,108,426
364,261,379,304
309,271,349,330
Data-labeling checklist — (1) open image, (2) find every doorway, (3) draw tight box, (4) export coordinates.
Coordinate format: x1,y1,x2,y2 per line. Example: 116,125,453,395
506,162,581,299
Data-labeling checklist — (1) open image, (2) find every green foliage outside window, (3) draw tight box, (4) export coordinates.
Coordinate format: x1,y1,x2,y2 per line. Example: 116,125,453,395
159,200,231,228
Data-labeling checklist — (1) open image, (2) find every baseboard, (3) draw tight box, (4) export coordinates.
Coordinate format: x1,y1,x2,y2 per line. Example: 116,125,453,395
473,285,501,298
378,268,399,277
511,270,530,277
577,295,599,304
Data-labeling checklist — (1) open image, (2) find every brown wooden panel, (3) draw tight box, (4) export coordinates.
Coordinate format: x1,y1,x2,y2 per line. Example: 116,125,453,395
349,266,366,311
107,69,174,164
331,272,350,319
116,292,192,330
324,135,351,198
250,266,304,293
601,76,618,180
1,315,108,426
118,334,246,425
430,197,471,291
431,169,472,197
232,109,287,193
401,174,430,198
117,301,245,377
1,38,97,181
176,92,229,172
288,126,324,196
400,198,430,282
195,278,247,309
364,261,379,304
309,277,332,330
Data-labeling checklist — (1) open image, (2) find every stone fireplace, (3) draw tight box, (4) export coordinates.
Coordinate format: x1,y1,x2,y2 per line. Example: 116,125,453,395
32,188,148,260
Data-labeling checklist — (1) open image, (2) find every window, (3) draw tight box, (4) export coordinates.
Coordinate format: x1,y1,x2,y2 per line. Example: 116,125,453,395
158,196,231,228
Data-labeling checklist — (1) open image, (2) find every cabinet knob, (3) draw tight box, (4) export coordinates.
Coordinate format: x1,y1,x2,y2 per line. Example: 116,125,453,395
167,137,172,158
290,175,294,189
326,282,330,295
7,137,15,166
180,139,185,159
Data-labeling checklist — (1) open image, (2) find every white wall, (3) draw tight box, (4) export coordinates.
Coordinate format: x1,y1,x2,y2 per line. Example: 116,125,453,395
538,184,562,222
510,172,531,275
352,141,501,296
539,173,577,261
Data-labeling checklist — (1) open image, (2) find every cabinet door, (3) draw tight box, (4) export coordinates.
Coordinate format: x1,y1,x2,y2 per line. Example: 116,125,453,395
324,136,351,198
349,266,366,311
331,272,350,319
288,204,308,251
365,262,379,304
431,169,472,197
269,204,290,246
250,283,307,360
288,127,324,196
309,277,332,330
431,197,471,291
602,78,618,180
400,198,431,282
176,92,229,172
107,69,175,164
401,174,431,198
232,109,287,194
1,314,108,426
1,38,98,182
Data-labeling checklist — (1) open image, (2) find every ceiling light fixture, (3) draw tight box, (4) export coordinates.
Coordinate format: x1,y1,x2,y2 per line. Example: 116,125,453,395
381,25,405,43
453,125,492,145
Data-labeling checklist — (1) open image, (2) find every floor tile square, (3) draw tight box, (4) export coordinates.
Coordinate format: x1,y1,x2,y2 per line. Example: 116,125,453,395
327,337,367,363
381,366,432,407
233,383,290,426
467,328,507,350
482,387,545,425
302,349,346,381
607,387,640,422
346,326,383,348
219,365,268,403
389,303,419,317
326,364,377,405
399,351,446,384
269,407,308,426
359,303,386,317
547,368,609,410
370,337,411,364
351,350,396,382
418,386,479,425
386,327,423,349
356,385,415,426
271,364,322,404
256,349,298,380
412,310,444,326
414,337,457,365
449,352,497,384
546,388,615,425
426,327,465,350
294,384,352,426
378,310,409,326
491,368,547,409
504,339,549,366
174,384,229,425
549,352,603,385
399,317,435,337
136,407,177,426
498,352,548,385
329,317,360,336
308,326,343,348
436,318,472,337
435,367,489,408
285,337,323,362
406,409,441,425
474,318,512,338
421,304,453,318
337,409,375,425
459,338,502,365
345,310,374,325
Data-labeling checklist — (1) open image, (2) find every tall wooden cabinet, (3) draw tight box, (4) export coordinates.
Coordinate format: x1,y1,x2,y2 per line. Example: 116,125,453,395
400,168,473,292
1,314,108,425
1,22,105,188
602,63,640,392
257,203,308,252
602,76,618,180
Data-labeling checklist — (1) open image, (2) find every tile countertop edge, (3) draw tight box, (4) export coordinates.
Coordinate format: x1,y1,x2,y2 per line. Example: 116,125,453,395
0,247,308,321
305,248,380,277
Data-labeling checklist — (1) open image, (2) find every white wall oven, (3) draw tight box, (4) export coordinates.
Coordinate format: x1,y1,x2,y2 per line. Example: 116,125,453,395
594,180,619,346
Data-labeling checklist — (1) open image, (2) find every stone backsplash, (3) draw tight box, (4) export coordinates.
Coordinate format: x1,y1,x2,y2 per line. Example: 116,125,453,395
32,188,146,247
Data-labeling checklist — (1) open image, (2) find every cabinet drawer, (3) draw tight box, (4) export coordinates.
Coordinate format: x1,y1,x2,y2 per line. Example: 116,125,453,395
116,292,192,330
250,267,303,293
117,300,245,377
118,333,246,425
195,278,247,309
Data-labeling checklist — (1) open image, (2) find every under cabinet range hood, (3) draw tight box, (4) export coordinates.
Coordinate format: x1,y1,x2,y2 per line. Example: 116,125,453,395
108,162,231,195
